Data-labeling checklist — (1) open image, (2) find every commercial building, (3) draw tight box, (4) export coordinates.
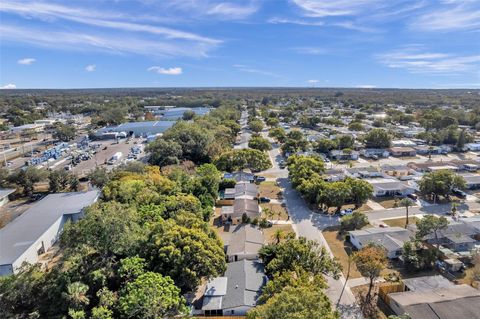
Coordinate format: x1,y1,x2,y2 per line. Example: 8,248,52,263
95,121,175,138
0,190,100,275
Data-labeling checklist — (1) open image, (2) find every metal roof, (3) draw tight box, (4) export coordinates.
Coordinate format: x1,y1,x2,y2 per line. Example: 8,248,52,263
0,191,100,265
0,188,15,199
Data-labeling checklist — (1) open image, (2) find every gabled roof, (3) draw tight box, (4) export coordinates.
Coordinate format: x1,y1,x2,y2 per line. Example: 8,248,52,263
0,191,100,265
202,260,266,311
350,227,412,252
227,225,264,257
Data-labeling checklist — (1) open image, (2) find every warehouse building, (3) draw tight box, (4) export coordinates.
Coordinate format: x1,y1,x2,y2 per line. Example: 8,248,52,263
0,190,100,276
95,121,175,138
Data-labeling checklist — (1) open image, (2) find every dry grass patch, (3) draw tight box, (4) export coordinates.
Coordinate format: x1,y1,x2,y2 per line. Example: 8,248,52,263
383,217,419,228
372,197,399,209
322,227,363,279
258,181,282,200
261,203,289,220
263,224,294,244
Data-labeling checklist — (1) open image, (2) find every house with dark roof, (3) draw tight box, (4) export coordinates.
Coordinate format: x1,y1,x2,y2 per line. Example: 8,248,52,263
226,225,264,262
223,182,258,200
0,191,100,276
202,260,267,316
387,284,480,319
223,171,255,183
419,222,478,252
349,227,412,258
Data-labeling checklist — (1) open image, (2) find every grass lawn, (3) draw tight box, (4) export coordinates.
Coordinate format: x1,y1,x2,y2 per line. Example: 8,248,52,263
322,227,363,279
258,181,282,200
372,197,400,209
263,224,294,244
261,203,289,220
383,217,419,228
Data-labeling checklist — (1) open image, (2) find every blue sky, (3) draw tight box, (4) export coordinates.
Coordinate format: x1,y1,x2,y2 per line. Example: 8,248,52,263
0,0,479,89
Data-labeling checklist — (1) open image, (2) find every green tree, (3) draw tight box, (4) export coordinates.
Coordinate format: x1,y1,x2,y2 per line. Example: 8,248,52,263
269,127,286,143
249,136,272,151
49,170,71,192
399,198,415,228
363,128,392,148
415,215,449,252
214,149,271,172
87,167,111,188
52,122,76,142
63,282,90,310
346,178,373,208
353,243,387,304
319,182,351,213
118,272,187,319
287,154,325,187
259,237,341,279
419,169,466,200
182,109,195,120
249,119,264,133
315,138,337,153
143,220,226,292
146,139,182,166
8,166,48,197
247,284,338,319
340,212,368,232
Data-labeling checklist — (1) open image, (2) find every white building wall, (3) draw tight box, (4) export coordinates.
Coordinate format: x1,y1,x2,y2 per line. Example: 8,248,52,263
11,215,72,274
223,306,252,316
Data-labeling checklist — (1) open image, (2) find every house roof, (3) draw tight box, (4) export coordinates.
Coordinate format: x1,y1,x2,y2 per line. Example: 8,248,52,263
402,275,454,292
234,182,258,198
389,284,480,307
227,224,264,257
403,296,480,319
223,171,255,182
202,260,266,311
365,178,411,192
349,227,412,252
0,188,15,199
0,191,100,266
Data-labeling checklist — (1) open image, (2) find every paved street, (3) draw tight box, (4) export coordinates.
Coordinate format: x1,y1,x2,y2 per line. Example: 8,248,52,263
260,132,361,318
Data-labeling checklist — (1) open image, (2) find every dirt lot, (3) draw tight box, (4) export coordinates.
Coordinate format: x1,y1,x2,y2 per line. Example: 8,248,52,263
0,198,31,228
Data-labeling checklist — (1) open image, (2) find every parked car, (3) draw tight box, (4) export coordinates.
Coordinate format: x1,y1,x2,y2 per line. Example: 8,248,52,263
452,188,467,198
255,176,266,182
340,208,353,216
407,193,418,200
259,197,271,203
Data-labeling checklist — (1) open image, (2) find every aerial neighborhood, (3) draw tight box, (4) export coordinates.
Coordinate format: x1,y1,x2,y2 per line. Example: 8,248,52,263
1,88,480,319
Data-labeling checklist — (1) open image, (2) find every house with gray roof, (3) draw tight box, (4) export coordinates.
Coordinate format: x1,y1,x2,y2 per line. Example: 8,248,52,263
418,222,478,252
223,182,258,200
349,227,412,258
221,199,260,225
0,190,100,276
227,225,264,262
202,260,267,316
387,284,480,319
0,188,15,207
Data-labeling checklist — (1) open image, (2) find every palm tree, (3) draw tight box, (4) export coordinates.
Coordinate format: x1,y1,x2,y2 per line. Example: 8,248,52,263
400,198,415,228
64,282,90,309
273,229,284,244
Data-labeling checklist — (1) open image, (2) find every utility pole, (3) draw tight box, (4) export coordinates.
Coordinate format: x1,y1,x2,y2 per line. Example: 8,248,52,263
336,246,352,308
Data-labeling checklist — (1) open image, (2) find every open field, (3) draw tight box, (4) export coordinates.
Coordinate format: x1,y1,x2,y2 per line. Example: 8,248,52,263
383,217,419,228
261,203,289,220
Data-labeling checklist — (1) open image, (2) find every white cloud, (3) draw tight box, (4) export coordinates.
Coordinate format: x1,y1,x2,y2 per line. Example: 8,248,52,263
292,0,382,18
411,3,480,31
1,24,214,58
17,58,36,65
148,66,183,75
267,17,324,26
377,47,480,74
293,47,328,55
356,84,376,88
0,1,221,58
0,84,16,89
85,64,96,72
232,64,282,78
207,2,258,19
307,79,319,83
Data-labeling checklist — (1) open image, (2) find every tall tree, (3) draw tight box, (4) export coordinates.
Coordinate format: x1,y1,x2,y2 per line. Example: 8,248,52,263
353,243,387,304
415,215,449,252
399,198,415,228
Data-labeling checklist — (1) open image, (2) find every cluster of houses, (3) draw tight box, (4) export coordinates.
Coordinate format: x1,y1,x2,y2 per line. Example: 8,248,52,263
196,172,267,316
349,216,480,268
